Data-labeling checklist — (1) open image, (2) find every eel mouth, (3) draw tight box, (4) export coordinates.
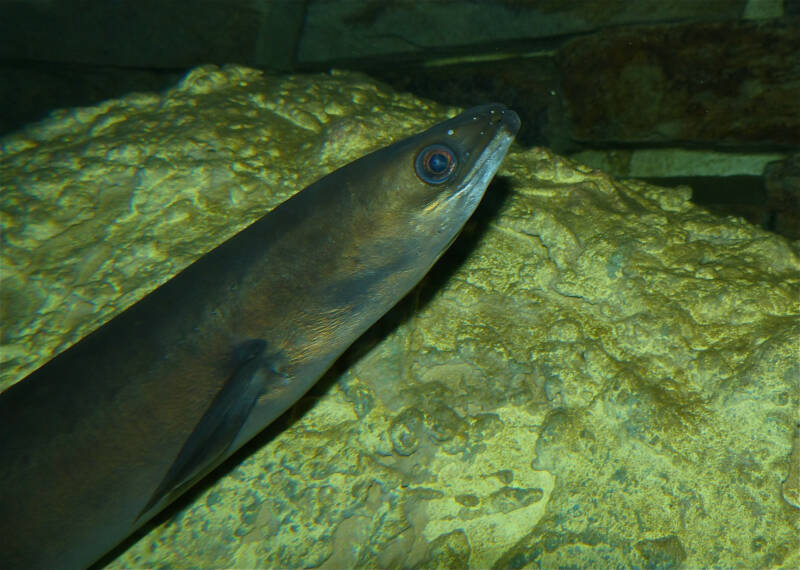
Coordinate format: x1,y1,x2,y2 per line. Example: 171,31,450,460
454,105,520,210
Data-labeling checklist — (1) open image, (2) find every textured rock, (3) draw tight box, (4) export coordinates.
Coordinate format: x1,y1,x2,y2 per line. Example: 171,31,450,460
766,153,800,241
559,19,800,146
298,0,750,64
1,66,798,569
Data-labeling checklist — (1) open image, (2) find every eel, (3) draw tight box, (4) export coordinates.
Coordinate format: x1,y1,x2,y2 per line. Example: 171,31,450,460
0,103,520,569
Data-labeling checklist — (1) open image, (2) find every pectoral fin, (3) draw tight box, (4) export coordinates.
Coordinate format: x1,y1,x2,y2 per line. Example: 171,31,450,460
138,339,281,520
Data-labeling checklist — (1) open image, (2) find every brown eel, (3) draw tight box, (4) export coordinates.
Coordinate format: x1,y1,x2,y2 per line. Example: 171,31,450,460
0,103,520,568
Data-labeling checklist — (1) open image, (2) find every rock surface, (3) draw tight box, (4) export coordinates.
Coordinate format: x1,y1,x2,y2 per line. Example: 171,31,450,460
1,66,798,569
559,19,800,146
766,153,800,240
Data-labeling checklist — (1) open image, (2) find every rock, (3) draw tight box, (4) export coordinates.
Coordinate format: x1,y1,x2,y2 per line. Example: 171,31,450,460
782,423,800,509
765,153,800,241
0,0,749,70
1,65,797,569
297,0,748,65
559,19,800,146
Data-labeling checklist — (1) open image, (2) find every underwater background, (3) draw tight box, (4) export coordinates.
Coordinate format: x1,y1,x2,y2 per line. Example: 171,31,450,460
1,1,798,568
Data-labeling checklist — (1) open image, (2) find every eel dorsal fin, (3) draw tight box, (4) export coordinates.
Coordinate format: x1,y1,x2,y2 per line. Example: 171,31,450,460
137,339,278,521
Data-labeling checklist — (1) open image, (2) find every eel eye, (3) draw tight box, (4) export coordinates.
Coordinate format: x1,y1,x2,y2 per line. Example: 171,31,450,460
414,144,457,184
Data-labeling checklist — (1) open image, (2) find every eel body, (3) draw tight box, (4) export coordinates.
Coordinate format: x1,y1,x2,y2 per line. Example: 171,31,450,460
0,104,520,568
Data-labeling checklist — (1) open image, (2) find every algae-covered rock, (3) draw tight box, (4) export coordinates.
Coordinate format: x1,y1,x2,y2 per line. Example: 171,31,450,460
1,65,797,569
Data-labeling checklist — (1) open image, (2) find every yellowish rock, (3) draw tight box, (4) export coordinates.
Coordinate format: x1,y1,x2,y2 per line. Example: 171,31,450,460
1,65,797,569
